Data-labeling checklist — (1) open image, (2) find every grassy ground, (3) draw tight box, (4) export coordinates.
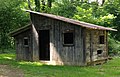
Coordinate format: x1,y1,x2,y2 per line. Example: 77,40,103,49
0,54,120,77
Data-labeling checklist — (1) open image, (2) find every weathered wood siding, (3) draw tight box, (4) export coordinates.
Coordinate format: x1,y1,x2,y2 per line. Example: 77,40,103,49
31,13,84,66
31,24,39,61
13,13,109,66
85,29,108,63
14,29,33,61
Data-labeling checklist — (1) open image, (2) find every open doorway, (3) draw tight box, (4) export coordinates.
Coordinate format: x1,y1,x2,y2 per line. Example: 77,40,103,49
39,30,50,60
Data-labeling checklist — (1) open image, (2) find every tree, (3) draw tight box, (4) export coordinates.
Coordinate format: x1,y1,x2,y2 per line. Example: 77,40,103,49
28,0,32,10
41,0,45,11
101,0,105,6
0,0,29,52
103,0,120,41
47,0,52,8
34,0,40,11
70,0,74,3
50,1,76,18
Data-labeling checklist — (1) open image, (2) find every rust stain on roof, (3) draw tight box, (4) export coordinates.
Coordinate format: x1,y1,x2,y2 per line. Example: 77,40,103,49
26,10,117,31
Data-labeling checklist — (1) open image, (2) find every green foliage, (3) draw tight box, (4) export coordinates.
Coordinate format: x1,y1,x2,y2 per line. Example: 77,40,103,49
1,54,120,77
0,0,29,52
108,37,120,56
50,1,76,18
0,49,15,54
0,0,120,55
103,0,120,41
50,1,115,27
34,0,40,11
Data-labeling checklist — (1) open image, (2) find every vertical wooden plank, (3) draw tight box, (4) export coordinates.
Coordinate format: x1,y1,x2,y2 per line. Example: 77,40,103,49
57,21,63,64
29,31,33,61
74,26,83,65
50,19,54,63
31,24,39,61
74,26,77,65
106,31,108,57
20,38,23,60
54,20,59,62
15,38,20,60
82,28,86,64
90,30,93,64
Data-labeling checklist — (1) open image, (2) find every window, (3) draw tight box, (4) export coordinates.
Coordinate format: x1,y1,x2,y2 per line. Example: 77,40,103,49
97,50,102,55
99,35,104,44
63,32,74,45
24,37,29,46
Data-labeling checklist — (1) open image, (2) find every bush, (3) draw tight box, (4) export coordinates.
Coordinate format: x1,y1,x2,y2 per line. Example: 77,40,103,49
108,37,120,56
0,48,15,54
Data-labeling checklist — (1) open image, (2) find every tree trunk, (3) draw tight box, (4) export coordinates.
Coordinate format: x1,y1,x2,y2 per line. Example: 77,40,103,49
41,0,45,11
28,0,32,10
34,0,40,12
101,0,105,6
47,0,52,8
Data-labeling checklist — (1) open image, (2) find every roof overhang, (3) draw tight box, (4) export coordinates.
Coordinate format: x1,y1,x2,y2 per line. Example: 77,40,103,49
9,10,117,37
9,24,31,37
26,10,117,31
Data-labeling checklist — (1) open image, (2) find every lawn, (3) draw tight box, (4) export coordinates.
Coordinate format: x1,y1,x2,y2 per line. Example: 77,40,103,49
0,54,120,77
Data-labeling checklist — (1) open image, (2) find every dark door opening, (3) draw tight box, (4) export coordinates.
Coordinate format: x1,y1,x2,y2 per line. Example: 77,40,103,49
39,30,50,60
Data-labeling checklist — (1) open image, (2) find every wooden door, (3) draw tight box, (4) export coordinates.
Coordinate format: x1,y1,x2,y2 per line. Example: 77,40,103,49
39,30,50,60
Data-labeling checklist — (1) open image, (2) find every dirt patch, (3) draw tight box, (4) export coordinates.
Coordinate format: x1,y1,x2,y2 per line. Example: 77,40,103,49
0,64,24,77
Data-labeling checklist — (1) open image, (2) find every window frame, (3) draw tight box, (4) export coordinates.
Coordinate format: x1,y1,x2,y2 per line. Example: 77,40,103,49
63,31,74,46
23,37,29,47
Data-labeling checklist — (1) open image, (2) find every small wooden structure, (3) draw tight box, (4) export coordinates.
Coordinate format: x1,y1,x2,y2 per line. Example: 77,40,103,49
10,10,116,66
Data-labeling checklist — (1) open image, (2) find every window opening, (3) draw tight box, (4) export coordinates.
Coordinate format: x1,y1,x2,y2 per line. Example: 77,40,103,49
63,32,74,45
99,35,104,44
97,50,102,55
24,37,29,46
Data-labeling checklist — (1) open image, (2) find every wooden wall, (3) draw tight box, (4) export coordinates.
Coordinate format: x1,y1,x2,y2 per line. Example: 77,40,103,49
85,29,108,64
14,13,108,66
14,29,33,61
31,13,85,66
14,12,109,66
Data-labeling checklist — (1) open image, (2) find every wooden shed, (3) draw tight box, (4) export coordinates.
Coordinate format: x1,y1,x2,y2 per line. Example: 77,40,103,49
10,10,117,66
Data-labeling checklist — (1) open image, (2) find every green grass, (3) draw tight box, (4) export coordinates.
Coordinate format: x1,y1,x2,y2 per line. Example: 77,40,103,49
0,54,120,77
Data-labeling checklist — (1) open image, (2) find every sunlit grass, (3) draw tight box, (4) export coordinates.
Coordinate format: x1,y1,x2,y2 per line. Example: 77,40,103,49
0,54,15,59
18,61,43,66
0,54,120,77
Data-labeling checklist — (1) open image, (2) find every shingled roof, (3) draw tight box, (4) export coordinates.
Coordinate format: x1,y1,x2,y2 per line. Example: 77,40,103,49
26,10,117,31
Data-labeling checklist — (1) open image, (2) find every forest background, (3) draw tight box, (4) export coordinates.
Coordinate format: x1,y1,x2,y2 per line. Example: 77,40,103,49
0,0,120,56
